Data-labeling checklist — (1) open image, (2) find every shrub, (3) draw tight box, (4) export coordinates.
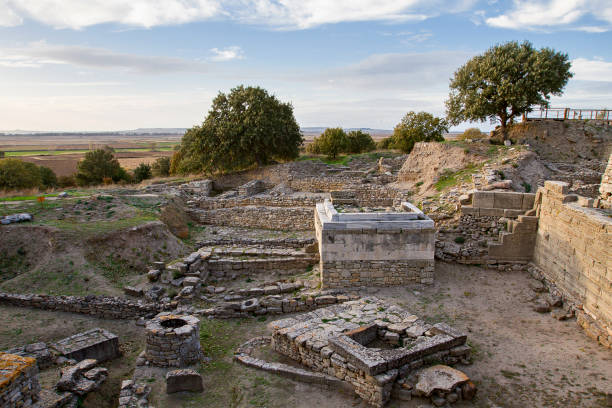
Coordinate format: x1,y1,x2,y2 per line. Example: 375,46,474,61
392,111,449,153
151,157,171,177
458,127,484,140
38,166,57,188
58,175,77,187
75,146,130,186
133,162,152,183
345,130,375,153
376,137,396,150
311,128,347,159
0,158,43,189
454,236,466,244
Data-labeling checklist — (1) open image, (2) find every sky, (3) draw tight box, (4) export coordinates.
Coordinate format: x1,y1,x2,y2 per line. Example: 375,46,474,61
0,0,611,132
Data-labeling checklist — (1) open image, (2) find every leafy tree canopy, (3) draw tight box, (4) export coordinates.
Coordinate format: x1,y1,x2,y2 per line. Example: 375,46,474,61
346,130,376,153
151,156,170,177
133,162,152,182
392,111,449,153
311,127,347,159
0,158,42,189
445,41,572,136
172,85,303,174
75,146,129,185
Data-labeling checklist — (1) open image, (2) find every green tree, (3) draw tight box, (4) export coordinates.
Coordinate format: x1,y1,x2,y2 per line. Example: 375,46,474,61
314,128,347,159
75,146,129,185
458,127,484,140
173,85,303,174
133,162,152,182
392,111,449,153
0,158,42,189
345,130,376,153
151,156,171,177
38,166,57,188
446,41,572,138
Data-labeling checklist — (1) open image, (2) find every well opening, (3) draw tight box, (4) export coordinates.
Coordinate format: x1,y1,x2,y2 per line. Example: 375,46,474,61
160,318,187,329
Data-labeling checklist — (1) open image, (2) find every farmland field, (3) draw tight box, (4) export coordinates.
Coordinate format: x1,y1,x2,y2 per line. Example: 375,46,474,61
0,133,181,176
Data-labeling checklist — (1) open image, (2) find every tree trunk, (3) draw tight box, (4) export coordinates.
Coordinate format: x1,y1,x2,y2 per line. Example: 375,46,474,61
499,112,508,141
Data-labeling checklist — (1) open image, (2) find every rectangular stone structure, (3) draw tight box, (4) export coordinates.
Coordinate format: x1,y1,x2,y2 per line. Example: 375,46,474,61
269,298,469,407
315,200,435,287
51,328,119,363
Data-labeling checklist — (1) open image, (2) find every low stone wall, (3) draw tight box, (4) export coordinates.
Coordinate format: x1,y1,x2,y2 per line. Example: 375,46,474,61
533,181,612,349
196,237,315,249
192,206,314,231
0,292,160,319
0,353,41,408
208,257,316,279
321,260,434,288
195,195,321,210
461,190,535,218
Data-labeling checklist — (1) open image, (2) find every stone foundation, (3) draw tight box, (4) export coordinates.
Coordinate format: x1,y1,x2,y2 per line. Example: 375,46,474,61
50,328,119,363
316,200,435,288
268,298,469,407
193,205,313,231
0,353,41,408
321,260,434,287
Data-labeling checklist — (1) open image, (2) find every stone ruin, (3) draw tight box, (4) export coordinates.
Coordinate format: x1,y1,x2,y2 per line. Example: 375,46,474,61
0,353,40,407
315,200,435,287
237,297,473,407
145,313,202,367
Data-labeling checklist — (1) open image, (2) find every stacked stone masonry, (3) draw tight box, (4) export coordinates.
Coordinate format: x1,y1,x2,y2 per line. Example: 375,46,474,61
316,201,435,287
0,353,41,408
600,153,612,205
192,206,314,231
267,298,469,407
533,181,612,349
51,328,120,363
145,314,202,367
0,292,160,319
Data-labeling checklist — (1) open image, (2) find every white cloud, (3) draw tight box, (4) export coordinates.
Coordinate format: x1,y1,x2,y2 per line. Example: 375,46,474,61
0,0,476,30
0,42,211,73
486,0,612,31
571,58,612,81
209,46,244,62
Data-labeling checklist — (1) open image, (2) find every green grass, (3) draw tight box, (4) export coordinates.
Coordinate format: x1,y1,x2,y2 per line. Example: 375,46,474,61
0,190,89,201
40,212,157,234
434,162,483,191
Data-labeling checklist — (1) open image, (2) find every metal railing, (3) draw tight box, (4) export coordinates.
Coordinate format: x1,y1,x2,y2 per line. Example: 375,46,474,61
524,107,611,122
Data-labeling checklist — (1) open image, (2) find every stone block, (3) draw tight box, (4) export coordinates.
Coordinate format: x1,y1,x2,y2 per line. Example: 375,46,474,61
544,181,569,195
493,192,524,209
472,191,495,208
166,369,203,393
51,328,119,363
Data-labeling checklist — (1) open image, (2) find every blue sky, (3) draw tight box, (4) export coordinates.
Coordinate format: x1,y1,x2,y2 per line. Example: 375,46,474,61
0,0,611,131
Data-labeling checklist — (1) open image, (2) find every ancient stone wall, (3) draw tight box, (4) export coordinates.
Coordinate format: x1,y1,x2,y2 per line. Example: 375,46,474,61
533,181,612,348
0,292,160,319
315,202,435,287
207,257,316,279
600,153,612,205
192,206,314,231
195,196,321,210
0,353,41,407
461,191,535,218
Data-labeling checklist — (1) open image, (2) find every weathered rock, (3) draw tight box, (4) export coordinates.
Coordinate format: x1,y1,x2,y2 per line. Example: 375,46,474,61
414,365,470,397
533,301,551,313
528,280,547,293
160,197,191,239
166,369,203,394
461,380,477,400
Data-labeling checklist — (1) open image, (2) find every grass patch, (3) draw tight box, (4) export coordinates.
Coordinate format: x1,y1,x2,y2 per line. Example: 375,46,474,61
40,212,157,234
434,162,483,191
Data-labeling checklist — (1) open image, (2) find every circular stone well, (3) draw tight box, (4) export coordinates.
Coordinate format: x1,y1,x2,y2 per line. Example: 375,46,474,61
145,313,202,367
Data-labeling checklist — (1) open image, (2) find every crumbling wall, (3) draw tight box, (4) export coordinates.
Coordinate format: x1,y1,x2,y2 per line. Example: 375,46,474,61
0,353,40,407
193,206,313,231
600,153,612,205
533,181,612,348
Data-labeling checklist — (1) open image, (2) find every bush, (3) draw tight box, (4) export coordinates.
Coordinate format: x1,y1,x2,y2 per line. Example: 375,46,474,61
58,175,77,187
458,127,484,140
151,157,170,177
133,162,152,183
376,137,396,150
392,111,449,153
311,128,347,159
0,158,58,190
38,166,57,188
345,130,376,153
75,146,130,186
454,236,465,244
